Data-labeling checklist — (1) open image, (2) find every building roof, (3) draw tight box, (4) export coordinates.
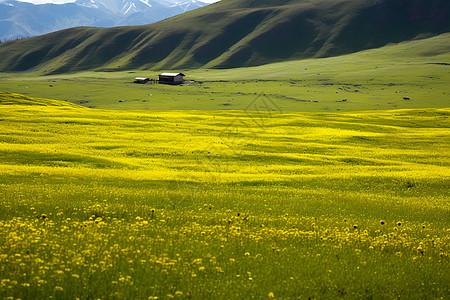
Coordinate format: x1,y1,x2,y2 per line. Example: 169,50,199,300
159,73,185,77
135,77,149,80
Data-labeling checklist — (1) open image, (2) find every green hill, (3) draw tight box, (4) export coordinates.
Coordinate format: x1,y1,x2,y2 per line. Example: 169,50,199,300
0,0,449,74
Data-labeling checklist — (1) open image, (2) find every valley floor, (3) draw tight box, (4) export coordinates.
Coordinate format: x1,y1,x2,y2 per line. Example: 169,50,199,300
1,33,449,113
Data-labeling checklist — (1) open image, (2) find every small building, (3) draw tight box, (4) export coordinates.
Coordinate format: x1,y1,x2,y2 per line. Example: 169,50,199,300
158,73,185,85
134,77,150,84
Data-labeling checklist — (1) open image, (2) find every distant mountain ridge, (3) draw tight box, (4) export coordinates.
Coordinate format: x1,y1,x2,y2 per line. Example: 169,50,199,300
0,0,206,41
0,0,449,74
74,0,205,16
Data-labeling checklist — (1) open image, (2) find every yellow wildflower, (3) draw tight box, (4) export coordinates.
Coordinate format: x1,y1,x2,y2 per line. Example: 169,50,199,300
54,286,64,292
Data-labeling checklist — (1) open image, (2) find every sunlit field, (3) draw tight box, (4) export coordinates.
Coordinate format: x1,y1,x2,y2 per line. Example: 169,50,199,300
0,92,449,299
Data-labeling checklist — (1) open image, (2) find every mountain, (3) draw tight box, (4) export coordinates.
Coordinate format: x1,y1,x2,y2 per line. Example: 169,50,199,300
0,0,449,74
74,0,205,24
0,0,113,40
0,0,207,41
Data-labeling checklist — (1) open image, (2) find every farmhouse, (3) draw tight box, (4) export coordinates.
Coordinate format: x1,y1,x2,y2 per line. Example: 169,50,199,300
159,73,185,85
134,77,150,84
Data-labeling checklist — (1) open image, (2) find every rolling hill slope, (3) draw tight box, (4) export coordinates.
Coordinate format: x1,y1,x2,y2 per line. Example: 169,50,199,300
0,0,449,74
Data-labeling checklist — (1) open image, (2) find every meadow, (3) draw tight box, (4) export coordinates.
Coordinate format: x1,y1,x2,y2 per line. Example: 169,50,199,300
0,33,449,112
1,33,450,299
0,91,449,299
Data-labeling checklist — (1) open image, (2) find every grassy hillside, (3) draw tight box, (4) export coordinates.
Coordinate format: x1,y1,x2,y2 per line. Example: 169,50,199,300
0,0,448,74
1,33,448,112
0,94,449,298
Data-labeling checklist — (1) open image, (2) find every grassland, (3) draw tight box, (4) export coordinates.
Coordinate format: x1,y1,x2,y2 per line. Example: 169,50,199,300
0,92,449,299
0,33,449,112
1,31,449,299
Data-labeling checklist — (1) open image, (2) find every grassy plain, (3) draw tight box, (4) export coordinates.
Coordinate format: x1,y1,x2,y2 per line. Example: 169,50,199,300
0,92,449,299
0,33,449,299
0,33,449,112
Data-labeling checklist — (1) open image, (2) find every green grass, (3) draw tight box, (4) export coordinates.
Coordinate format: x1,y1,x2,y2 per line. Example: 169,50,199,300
1,33,449,112
0,29,449,299
0,94,449,299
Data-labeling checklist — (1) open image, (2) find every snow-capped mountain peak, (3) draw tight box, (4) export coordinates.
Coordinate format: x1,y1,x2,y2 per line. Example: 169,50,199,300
0,0,209,41
74,0,202,16
169,0,204,12
138,0,152,8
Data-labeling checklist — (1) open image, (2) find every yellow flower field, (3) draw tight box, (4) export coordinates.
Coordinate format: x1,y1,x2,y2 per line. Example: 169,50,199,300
0,93,449,299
